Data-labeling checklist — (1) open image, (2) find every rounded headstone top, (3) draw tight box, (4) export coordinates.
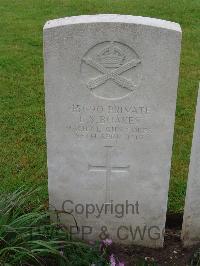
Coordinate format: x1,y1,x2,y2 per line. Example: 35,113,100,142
44,14,181,33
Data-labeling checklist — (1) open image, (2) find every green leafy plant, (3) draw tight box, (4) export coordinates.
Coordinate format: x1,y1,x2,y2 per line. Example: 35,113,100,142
190,248,200,266
0,188,108,265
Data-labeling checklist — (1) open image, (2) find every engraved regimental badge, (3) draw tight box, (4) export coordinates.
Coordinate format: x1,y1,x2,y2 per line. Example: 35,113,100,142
81,41,142,100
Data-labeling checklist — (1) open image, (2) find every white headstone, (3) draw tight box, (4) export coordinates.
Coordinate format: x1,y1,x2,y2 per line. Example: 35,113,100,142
182,85,200,246
44,14,181,248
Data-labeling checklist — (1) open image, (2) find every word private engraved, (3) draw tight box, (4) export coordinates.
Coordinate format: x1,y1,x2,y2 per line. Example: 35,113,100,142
89,146,130,203
81,41,142,100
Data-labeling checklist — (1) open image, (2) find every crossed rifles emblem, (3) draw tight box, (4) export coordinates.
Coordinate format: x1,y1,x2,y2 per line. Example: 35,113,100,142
82,51,141,91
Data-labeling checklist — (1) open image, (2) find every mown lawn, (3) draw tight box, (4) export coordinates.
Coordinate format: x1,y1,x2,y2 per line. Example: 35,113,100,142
0,0,199,212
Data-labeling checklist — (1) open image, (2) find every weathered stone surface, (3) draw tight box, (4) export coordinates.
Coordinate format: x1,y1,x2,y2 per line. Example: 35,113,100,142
182,86,200,246
44,14,181,248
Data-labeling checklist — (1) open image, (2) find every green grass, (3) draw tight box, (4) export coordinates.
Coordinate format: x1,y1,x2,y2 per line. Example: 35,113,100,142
0,0,200,213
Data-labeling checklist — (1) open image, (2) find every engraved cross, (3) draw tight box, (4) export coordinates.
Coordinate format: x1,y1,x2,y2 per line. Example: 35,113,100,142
88,146,130,204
